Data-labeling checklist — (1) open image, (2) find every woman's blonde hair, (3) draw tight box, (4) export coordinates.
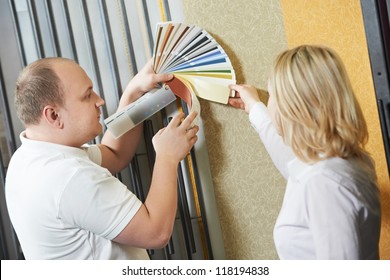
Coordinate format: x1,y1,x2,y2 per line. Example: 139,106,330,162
267,45,369,163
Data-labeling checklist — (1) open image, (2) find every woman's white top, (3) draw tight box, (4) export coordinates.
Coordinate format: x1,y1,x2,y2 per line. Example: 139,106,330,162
249,102,381,259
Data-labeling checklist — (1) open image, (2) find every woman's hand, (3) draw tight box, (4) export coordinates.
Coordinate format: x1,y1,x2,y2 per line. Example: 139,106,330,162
228,84,261,114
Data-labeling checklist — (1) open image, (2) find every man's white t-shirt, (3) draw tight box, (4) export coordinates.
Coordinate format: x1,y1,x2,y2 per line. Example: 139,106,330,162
5,132,149,260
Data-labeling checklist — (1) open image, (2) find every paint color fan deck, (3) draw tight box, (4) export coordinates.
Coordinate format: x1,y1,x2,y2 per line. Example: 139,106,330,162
153,22,236,110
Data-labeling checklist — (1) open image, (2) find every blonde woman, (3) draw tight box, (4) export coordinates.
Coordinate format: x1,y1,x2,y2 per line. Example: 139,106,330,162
229,45,381,259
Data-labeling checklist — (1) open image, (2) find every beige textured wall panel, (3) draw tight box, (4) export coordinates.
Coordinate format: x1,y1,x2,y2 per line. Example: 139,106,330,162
280,0,390,260
181,0,288,259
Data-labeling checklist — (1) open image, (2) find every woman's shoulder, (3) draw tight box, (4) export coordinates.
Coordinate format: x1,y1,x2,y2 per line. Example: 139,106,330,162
305,156,379,205
313,156,376,184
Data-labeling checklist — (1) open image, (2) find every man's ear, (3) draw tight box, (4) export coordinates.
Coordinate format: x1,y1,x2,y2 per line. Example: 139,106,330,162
42,105,64,129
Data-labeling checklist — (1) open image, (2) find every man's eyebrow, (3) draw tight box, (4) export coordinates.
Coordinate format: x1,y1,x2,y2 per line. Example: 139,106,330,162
83,86,93,95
